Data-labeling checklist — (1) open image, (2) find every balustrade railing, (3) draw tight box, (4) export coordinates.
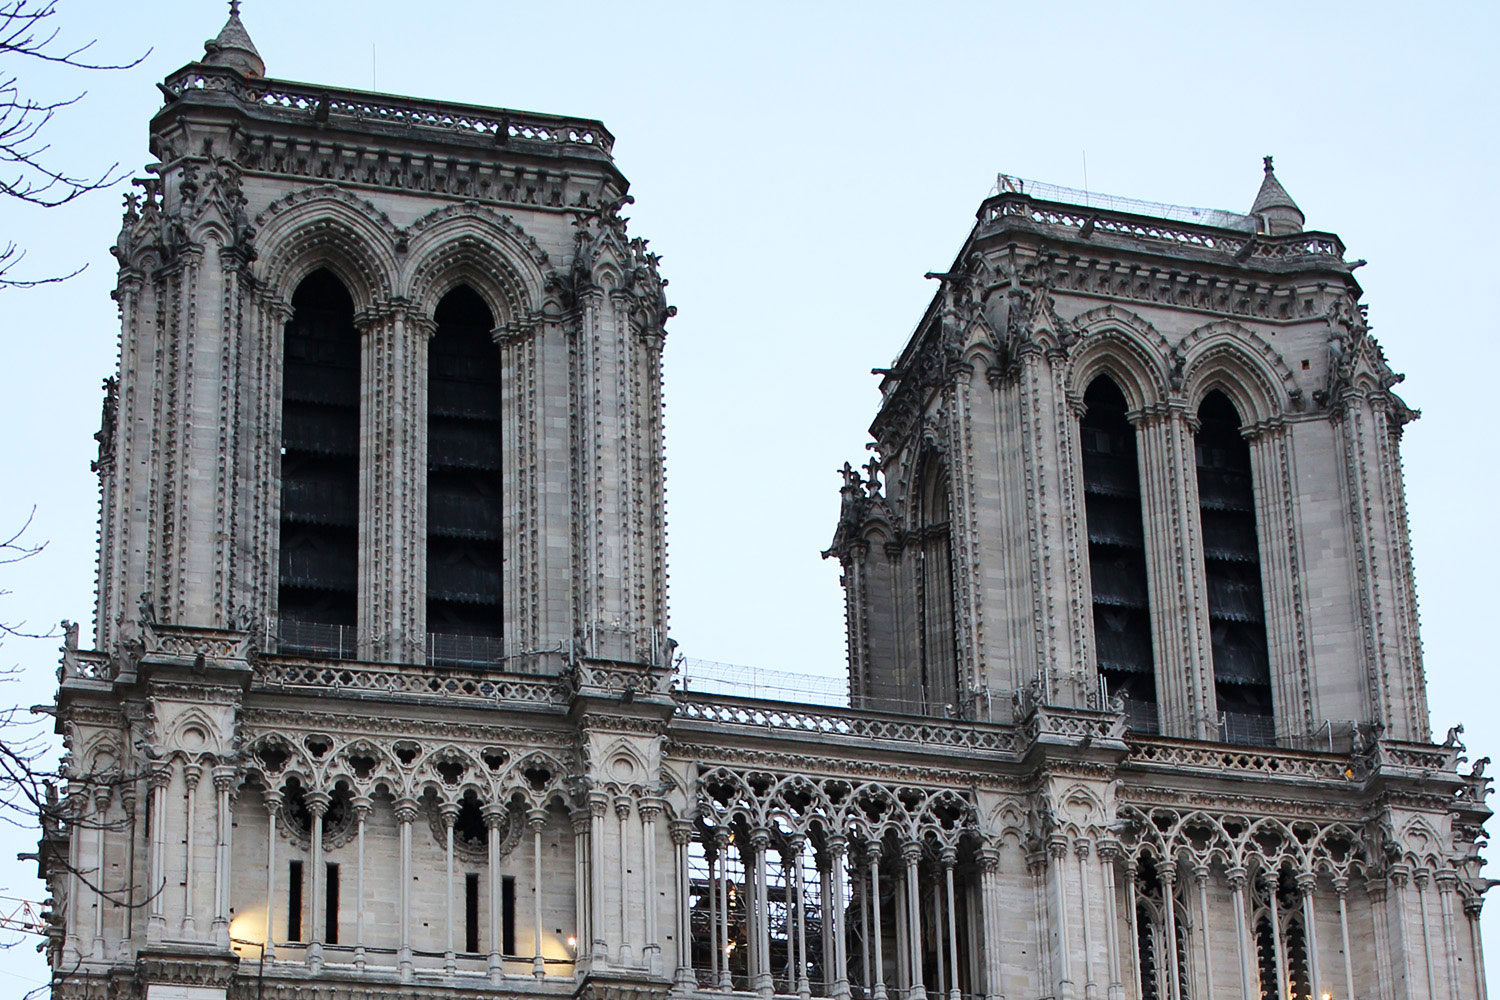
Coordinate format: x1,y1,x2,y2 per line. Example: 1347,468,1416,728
161,66,614,154
981,192,1345,261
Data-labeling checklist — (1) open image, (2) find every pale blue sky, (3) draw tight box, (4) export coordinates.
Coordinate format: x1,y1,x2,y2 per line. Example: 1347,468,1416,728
1,1,1496,992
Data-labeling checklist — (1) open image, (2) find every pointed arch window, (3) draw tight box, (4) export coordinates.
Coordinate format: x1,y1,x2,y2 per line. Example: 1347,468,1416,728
916,454,959,716
278,269,360,655
1195,391,1274,745
427,286,504,666
1080,376,1157,731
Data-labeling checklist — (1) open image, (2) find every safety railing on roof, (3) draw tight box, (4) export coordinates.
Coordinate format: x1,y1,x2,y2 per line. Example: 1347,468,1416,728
160,65,614,155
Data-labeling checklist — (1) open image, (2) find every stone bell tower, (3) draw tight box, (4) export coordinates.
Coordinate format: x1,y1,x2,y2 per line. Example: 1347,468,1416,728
828,162,1429,749
93,2,671,670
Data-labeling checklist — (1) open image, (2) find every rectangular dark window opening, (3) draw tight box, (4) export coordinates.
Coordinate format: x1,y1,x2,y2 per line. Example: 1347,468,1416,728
288,860,304,942
465,873,480,953
502,875,516,955
325,862,340,944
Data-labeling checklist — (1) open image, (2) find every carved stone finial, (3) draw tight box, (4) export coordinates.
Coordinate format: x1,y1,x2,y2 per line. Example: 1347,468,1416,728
203,0,264,78
1250,155,1304,235
1263,155,1274,173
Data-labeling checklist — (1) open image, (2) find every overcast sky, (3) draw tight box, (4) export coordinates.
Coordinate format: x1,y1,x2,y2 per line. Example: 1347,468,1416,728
1,1,1496,992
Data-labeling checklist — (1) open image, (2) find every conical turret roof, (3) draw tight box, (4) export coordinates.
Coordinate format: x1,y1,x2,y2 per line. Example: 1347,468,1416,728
202,1,264,78
1250,156,1304,235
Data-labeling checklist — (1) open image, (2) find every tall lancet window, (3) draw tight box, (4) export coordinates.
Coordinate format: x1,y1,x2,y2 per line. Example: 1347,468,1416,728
916,455,959,715
1195,391,1274,744
1080,376,1157,730
278,269,360,654
427,286,504,666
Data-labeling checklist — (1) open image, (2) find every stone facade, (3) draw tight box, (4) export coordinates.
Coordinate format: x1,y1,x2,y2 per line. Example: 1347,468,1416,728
45,8,1490,1000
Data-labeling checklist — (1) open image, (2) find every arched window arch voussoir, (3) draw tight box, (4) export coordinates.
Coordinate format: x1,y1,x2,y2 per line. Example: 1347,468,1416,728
1068,334,1171,415
1179,329,1295,429
253,194,401,319
402,220,548,338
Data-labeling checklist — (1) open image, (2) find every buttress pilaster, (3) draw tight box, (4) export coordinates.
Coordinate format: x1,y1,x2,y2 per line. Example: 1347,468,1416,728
1335,391,1427,740
1133,402,1216,739
1015,346,1092,706
941,362,986,706
1246,421,1316,740
244,293,293,634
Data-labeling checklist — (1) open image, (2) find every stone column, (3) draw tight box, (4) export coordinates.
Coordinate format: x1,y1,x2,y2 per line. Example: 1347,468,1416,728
895,864,909,993
590,794,608,963
1076,843,1096,999
306,788,329,972
1049,836,1074,1000
262,789,281,961
1332,876,1356,1000
91,785,111,957
118,784,136,956
1414,870,1438,1000
441,801,458,974
352,795,371,971
1296,872,1321,1000
211,766,235,945
486,804,507,981
943,848,961,1000
1161,863,1182,1000
829,835,851,1000
751,828,774,998
785,840,806,997
670,820,696,991
531,808,549,978
1032,850,1053,1000
571,807,591,974
1226,867,1255,1000
869,844,887,1000
1195,864,1215,1000
1097,841,1123,1000
147,765,171,939
1127,860,1144,1000
977,847,1002,1000
641,802,662,975
716,828,732,989
932,863,946,998
706,838,720,987
903,841,927,1000
1436,870,1463,1000
616,796,634,966
394,797,418,982
181,763,201,939
1465,896,1488,1000
1263,870,1286,1000
1367,877,1394,1000
858,849,871,997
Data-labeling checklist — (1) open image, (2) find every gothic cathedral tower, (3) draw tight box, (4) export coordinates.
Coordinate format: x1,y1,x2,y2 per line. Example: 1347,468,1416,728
47,8,1490,1000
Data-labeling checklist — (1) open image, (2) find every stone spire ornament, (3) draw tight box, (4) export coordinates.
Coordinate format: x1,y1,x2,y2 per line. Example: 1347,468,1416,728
202,0,264,78
1250,155,1305,235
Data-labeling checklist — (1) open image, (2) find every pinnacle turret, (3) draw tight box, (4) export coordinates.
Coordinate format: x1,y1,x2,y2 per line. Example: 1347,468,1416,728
1250,155,1304,235
202,0,264,78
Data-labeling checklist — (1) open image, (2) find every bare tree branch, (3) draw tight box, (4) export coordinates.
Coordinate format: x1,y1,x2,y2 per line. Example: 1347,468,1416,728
0,0,148,288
